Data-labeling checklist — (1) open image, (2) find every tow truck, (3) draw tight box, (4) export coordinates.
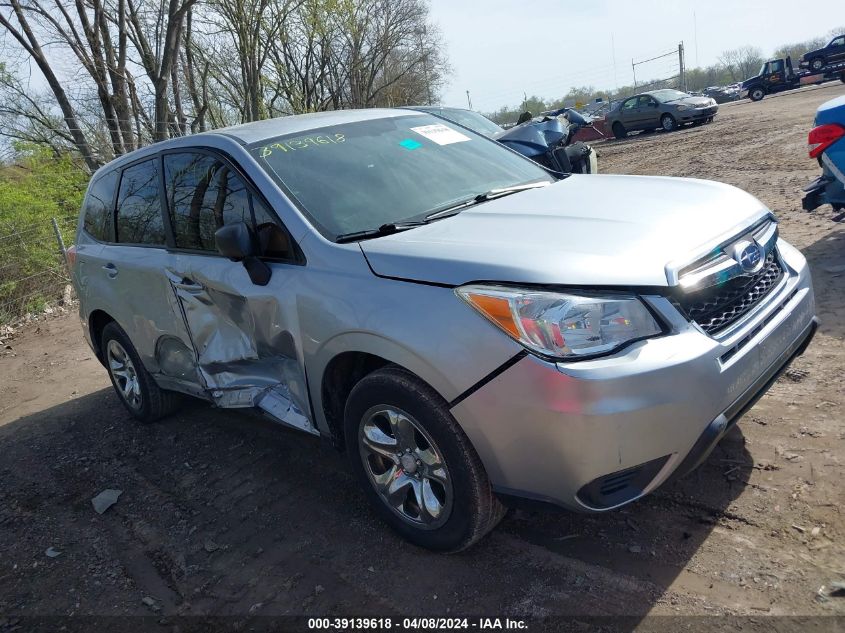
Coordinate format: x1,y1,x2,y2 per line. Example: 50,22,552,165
740,56,845,102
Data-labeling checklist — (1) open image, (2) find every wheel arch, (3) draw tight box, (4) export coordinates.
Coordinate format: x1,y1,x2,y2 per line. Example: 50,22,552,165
313,333,459,450
88,308,118,365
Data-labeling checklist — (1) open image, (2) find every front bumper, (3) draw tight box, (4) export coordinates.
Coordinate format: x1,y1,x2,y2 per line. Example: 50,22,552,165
451,240,816,511
678,106,718,122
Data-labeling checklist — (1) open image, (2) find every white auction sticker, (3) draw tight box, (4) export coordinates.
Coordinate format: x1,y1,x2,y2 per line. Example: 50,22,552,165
410,124,471,145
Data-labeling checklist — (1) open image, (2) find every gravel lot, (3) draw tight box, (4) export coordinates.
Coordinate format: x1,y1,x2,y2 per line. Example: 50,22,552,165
1,83,844,628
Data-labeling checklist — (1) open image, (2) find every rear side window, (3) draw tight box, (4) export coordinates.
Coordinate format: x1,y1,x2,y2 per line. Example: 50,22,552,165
115,159,166,245
82,171,118,241
163,152,294,260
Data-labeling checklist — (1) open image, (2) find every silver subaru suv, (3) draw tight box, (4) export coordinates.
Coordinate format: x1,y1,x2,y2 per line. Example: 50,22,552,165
70,109,817,551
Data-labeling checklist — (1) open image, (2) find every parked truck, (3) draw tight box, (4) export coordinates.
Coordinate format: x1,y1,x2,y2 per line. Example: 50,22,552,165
740,55,845,102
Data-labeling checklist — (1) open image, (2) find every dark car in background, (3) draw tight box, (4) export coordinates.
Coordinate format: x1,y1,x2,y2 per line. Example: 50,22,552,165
605,89,718,138
800,34,845,72
409,106,598,174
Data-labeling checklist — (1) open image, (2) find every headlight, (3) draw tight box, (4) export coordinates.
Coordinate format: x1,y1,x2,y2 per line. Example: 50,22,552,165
676,105,689,111
456,285,663,360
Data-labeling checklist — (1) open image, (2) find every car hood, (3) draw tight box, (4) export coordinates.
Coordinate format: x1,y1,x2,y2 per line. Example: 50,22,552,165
359,175,770,287
669,96,713,108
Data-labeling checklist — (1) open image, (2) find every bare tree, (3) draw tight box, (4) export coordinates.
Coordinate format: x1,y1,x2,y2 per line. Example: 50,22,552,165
125,0,200,140
718,46,764,82
0,0,99,169
0,0,450,166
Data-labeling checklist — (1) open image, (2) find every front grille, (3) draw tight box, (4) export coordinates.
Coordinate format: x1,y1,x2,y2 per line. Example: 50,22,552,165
679,251,783,335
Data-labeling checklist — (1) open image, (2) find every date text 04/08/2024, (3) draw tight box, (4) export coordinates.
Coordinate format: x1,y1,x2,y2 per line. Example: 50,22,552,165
306,617,528,630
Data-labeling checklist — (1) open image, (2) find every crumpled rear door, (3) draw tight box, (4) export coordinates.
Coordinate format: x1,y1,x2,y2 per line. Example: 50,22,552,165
165,256,315,435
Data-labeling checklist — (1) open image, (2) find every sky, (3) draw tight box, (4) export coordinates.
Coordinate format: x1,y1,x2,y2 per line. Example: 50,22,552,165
428,0,844,112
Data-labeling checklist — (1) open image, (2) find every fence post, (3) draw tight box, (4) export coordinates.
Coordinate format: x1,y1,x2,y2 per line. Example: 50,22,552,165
51,217,69,271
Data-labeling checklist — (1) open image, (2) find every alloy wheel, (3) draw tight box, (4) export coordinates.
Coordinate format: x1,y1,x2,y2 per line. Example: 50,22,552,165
358,405,453,529
107,339,142,410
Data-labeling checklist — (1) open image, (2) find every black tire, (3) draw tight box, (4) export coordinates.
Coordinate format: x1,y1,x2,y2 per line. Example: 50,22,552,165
344,366,505,552
810,57,825,72
661,113,677,132
612,121,627,139
101,322,180,423
840,72,845,84
749,87,765,102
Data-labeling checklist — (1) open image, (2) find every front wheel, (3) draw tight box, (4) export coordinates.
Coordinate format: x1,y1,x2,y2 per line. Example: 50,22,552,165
661,113,677,132
749,87,765,102
612,121,627,139
810,57,825,72
344,366,505,551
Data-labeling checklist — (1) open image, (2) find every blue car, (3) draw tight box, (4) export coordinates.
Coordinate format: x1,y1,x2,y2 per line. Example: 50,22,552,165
803,95,845,212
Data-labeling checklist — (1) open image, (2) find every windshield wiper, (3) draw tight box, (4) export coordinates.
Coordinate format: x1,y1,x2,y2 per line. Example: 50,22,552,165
335,221,426,244
336,181,552,243
424,181,551,221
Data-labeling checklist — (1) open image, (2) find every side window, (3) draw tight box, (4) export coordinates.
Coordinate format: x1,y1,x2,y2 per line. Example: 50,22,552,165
82,170,118,241
253,197,293,260
830,37,844,47
638,96,654,107
115,159,166,245
164,152,293,260
622,98,638,110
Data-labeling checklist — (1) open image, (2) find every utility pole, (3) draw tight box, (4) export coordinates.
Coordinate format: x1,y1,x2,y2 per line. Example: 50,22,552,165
611,32,618,92
678,42,686,91
632,59,637,89
466,90,472,109
693,11,699,67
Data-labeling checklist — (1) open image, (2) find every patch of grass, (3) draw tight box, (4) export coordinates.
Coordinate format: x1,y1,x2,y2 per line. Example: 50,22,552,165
0,144,89,322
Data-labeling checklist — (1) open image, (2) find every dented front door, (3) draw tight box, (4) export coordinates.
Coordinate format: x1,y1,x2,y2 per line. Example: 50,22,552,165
159,149,314,434
166,252,314,434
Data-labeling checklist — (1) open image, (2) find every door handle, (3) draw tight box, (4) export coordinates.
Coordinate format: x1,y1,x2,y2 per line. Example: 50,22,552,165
173,278,203,292
102,263,118,278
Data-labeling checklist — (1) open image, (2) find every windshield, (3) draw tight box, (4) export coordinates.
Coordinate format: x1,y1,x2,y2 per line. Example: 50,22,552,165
434,108,504,138
250,114,551,239
650,89,690,103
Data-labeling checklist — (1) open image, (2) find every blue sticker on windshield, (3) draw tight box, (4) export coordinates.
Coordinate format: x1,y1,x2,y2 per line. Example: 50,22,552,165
399,138,422,151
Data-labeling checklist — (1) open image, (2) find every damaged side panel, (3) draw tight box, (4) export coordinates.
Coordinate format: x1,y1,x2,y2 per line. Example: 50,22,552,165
160,257,315,435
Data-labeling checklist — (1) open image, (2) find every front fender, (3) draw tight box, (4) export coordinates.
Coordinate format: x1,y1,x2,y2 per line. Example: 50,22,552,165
309,331,460,435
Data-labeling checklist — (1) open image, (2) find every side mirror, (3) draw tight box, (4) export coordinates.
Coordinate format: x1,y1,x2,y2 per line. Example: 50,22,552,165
215,221,254,261
214,221,271,286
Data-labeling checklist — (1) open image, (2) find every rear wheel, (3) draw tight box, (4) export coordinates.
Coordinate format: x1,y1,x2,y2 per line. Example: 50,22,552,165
810,57,825,72
101,322,180,423
344,366,504,551
840,72,845,84
661,113,677,132
749,87,765,102
612,121,627,139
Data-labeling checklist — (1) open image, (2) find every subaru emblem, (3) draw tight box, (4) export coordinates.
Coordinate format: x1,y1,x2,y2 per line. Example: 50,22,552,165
733,240,763,273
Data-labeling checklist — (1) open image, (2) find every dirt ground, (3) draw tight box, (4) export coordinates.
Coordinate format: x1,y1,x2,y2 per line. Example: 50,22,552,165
1,84,844,629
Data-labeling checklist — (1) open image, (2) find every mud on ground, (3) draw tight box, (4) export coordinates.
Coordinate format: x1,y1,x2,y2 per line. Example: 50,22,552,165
0,83,843,627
